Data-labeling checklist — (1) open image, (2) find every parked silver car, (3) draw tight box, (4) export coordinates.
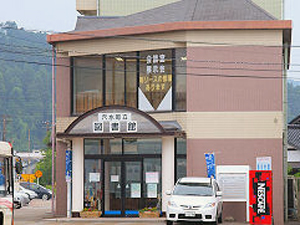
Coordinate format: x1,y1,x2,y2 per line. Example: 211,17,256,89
14,192,30,208
19,185,38,200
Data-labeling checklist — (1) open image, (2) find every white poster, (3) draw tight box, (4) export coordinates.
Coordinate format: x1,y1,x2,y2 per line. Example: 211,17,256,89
147,183,157,198
131,183,141,198
111,175,119,182
89,173,100,182
146,172,159,183
256,156,272,170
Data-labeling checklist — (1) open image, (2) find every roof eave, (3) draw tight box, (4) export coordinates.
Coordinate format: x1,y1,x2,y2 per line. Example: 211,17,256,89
47,20,292,44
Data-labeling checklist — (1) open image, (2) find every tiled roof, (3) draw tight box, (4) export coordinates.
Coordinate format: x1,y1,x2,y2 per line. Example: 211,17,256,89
288,124,300,150
74,0,276,32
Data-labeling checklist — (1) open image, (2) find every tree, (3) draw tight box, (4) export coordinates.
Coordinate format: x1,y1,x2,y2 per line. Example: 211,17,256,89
35,131,53,186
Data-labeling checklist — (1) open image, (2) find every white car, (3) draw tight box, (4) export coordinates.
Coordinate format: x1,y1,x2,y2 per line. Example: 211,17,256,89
14,192,30,207
166,177,223,225
19,186,38,200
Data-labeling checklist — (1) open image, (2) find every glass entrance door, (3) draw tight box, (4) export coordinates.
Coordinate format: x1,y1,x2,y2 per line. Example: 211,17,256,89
103,160,142,217
124,161,142,216
103,161,122,216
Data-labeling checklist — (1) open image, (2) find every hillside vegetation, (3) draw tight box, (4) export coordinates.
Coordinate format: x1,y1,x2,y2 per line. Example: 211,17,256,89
0,21,51,151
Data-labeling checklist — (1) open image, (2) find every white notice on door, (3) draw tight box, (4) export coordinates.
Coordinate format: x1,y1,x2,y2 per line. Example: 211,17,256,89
147,183,157,198
111,175,119,182
131,183,141,198
146,172,159,183
89,173,100,182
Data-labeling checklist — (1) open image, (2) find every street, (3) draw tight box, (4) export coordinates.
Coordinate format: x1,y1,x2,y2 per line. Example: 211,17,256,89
14,199,248,225
14,199,300,225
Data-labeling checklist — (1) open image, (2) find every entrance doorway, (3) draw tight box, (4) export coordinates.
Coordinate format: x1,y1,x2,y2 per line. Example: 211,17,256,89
84,138,164,217
103,159,143,217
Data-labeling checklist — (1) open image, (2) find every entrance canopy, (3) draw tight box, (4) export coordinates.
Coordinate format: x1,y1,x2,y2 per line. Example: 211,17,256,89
57,106,185,138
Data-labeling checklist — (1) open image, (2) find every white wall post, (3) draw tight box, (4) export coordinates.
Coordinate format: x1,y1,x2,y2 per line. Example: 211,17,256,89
72,138,84,212
162,137,175,212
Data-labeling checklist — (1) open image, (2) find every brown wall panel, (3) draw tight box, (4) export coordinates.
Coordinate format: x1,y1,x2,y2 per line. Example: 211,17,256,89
187,138,283,224
186,46,283,112
222,202,246,222
55,141,67,216
56,57,71,117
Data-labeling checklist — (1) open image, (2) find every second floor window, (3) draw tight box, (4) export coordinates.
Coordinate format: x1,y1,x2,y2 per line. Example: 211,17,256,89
72,49,186,115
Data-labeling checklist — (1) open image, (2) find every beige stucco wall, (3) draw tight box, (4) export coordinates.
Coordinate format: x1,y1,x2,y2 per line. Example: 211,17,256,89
252,0,283,19
76,0,282,19
57,111,283,139
76,0,96,9
56,29,282,57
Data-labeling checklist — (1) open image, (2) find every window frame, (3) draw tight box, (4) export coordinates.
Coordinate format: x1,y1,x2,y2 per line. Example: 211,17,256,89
71,48,186,116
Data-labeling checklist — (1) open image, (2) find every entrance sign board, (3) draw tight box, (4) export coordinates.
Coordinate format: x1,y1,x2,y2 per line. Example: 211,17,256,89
249,170,272,224
93,113,137,133
256,157,272,170
67,107,164,136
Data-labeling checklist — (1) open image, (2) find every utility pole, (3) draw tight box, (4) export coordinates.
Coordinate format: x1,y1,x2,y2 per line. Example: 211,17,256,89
28,129,31,151
2,115,6,141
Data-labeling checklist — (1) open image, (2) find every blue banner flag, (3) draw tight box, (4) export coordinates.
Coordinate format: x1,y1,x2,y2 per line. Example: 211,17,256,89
66,149,72,182
205,153,215,178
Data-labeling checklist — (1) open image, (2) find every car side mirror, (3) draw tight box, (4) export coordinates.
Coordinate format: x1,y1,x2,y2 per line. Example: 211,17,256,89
216,191,222,197
165,190,172,195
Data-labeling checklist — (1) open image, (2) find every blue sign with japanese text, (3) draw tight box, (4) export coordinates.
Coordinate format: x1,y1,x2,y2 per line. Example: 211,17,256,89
205,153,216,178
66,150,72,182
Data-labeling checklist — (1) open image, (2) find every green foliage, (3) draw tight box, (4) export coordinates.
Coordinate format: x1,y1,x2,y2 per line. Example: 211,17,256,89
35,132,53,186
0,21,51,151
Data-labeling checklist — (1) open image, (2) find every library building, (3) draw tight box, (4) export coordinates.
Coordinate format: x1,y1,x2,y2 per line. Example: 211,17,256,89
48,0,291,223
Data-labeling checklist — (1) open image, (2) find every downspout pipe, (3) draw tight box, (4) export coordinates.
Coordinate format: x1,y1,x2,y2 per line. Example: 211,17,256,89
283,43,288,222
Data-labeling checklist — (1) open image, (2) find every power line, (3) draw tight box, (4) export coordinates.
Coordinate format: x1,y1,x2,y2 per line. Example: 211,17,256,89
2,55,300,80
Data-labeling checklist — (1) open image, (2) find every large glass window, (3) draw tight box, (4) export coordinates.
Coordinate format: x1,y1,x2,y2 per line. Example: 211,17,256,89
73,57,103,114
124,138,162,155
175,49,186,111
85,139,102,155
72,48,186,114
84,159,102,210
176,138,186,182
106,56,125,106
125,54,137,107
143,158,162,209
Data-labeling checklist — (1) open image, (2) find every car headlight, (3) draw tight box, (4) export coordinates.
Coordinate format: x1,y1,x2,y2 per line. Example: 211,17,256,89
204,202,216,208
168,200,178,208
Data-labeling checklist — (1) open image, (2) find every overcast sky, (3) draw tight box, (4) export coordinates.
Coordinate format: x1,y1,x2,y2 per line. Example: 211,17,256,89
0,0,299,81
0,0,78,32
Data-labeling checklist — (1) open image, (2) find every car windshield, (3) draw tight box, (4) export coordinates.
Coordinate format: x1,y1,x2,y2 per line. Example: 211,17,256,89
172,182,214,196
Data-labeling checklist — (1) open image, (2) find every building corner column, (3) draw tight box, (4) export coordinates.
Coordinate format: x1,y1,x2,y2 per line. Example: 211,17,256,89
72,138,84,214
162,137,175,212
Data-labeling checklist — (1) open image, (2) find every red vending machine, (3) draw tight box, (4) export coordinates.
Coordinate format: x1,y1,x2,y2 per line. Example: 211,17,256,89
249,170,273,224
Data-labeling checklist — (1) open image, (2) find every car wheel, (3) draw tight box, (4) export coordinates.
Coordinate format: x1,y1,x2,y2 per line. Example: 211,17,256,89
42,194,49,200
166,221,173,225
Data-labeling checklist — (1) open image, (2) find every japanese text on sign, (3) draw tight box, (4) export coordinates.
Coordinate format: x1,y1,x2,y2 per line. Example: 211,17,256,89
93,112,138,133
